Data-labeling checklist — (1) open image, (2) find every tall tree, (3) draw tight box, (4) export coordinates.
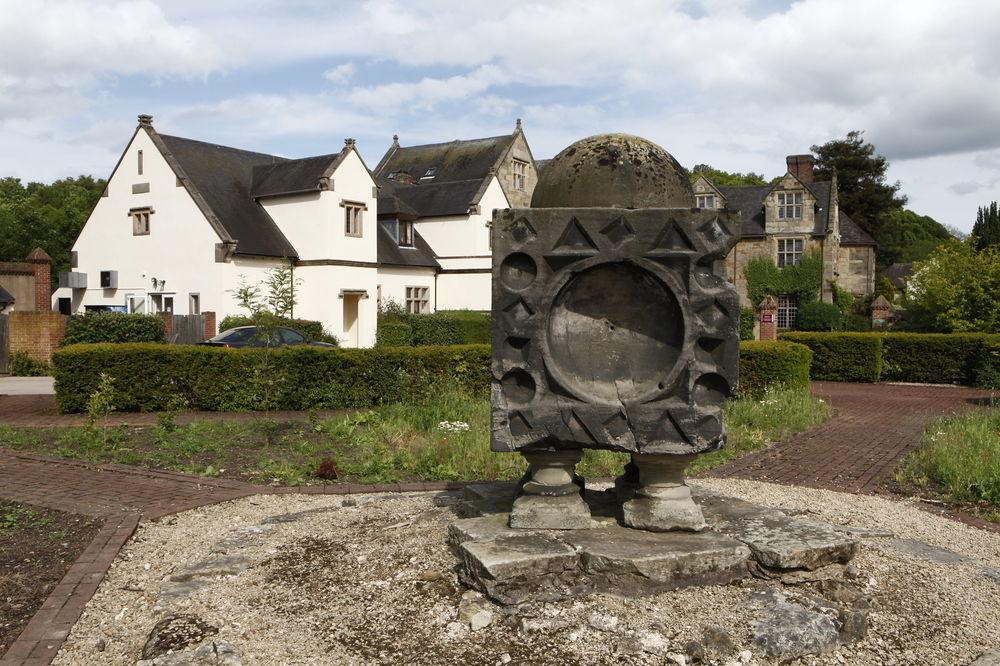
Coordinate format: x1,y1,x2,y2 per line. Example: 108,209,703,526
904,240,1000,332
689,164,768,187
811,130,907,236
971,201,1000,251
0,175,106,284
873,208,952,267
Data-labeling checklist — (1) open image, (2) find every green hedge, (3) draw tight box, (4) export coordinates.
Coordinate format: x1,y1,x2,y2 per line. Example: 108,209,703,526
375,320,413,347
779,332,1000,386
738,307,755,341
9,352,52,377
738,340,813,396
779,332,883,382
218,315,335,344
61,312,164,346
796,301,844,331
376,311,491,347
53,343,491,413
438,310,491,345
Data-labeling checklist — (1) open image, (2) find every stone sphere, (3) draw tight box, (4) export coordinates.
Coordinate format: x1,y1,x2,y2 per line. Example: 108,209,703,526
531,134,693,208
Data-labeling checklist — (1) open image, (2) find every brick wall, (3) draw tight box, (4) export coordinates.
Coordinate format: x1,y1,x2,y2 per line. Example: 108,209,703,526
203,311,216,339
25,248,52,312
8,312,67,363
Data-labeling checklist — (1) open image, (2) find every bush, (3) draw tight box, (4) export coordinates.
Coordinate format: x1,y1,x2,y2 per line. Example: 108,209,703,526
739,307,755,341
437,310,491,344
796,301,843,331
9,352,52,377
976,338,1000,390
376,320,413,347
61,312,164,346
409,313,464,346
738,340,813,396
881,333,991,384
217,315,336,344
53,343,491,413
780,332,883,382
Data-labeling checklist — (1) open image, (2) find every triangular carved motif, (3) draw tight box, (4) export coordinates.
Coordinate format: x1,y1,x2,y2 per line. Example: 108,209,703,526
566,410,598,444
509,411,533,436
651,220,696,252
509,217,537,244
599,216,635,247
503,297,534,324
552,217,599,253
699,216,731,242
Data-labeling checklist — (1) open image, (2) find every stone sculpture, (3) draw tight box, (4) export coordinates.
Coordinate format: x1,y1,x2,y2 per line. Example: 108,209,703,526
491,134,741,532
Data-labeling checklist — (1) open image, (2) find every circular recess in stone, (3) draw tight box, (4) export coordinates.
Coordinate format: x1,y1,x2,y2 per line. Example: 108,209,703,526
693,373,729,407
500,252,537,291
501,368,536,404
546,261,683,402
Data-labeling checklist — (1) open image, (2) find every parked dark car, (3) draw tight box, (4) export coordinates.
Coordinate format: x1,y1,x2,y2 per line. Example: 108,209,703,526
198,326,336,348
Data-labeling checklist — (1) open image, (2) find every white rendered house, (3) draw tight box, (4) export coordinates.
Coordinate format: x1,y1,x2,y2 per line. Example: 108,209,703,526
54,116,541,346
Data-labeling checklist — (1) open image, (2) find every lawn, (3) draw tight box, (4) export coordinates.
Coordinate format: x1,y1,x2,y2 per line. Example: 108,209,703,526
0,388,830,486
896,405,1000,523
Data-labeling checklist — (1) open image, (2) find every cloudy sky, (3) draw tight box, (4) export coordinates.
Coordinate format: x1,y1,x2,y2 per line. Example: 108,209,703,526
2,0,999,231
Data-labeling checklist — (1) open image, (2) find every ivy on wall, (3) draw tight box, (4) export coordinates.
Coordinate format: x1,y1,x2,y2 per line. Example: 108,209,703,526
744,251,823,306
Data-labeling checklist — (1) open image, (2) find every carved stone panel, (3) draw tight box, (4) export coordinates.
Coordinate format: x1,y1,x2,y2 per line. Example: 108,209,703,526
491,207,741,456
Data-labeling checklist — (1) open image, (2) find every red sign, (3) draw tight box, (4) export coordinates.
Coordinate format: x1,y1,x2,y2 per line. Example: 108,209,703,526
760,313,774,323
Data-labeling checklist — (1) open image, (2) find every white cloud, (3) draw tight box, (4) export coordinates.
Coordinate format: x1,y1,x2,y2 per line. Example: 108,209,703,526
323,63,356,85
345,65,509,112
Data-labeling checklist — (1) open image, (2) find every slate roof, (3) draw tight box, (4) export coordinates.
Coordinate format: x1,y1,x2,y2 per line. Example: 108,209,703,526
376,224,440,268
251,152,347,198
716,180,875,246
883,262,914,290
379,178,485,218
158,134,298,258
0,284,14,306
376,135,514,184
376,192,420,219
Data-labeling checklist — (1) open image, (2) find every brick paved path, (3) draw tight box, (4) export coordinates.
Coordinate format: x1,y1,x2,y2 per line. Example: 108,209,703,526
707,381,992,493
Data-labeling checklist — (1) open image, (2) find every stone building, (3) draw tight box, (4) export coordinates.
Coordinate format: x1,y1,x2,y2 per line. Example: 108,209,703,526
693,154,876,328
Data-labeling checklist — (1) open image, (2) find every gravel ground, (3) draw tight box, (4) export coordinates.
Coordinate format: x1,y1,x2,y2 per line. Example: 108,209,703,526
53,480,1000,666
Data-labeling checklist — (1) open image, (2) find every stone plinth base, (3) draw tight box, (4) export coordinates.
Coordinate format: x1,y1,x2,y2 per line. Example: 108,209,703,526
452,482,860,605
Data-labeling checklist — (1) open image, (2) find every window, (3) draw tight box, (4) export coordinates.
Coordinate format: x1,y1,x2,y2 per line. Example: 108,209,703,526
512,159,527,191
422,167,436,179
150,294,174,314
189,293,201,315
696,194,716,209
406,286,430,314
344,202,364,237
138,149,143,175
399,220,414,247
131,207,152,235
777,238,804,267
278,328,305,345
777,191,803,219
126,294,146,313
777,294,798,329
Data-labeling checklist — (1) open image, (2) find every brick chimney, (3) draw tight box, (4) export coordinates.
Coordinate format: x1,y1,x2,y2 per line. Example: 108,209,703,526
25,248,52,312
786,154,815,183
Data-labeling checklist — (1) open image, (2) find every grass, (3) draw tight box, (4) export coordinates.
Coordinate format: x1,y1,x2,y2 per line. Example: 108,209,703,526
896,406,1000,522
0,387,830,486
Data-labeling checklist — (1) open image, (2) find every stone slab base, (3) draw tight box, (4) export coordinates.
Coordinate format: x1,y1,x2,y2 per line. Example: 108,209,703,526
453,481,860,604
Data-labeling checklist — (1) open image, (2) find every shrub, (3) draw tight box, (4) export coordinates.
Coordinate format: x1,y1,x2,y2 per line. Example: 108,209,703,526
975,338,1000,390
737,340,813,396
9,352,52,377
437,310,491,344
217,315,336,344
881,333,990,384
409,313,464,346
780,332,883,382
376,320,413,347
796,301,843,331
52,343,491,413
739,307,755,341
61,312,164,346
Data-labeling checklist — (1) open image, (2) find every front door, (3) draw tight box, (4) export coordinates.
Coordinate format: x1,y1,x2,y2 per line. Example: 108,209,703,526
343,294,360,348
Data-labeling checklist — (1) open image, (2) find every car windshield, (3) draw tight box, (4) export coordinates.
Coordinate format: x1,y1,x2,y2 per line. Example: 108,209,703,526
211,328,258,343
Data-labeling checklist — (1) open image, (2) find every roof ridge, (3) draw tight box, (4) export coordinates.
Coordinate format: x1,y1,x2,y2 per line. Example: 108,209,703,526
158,133,288,162
395,135,513,151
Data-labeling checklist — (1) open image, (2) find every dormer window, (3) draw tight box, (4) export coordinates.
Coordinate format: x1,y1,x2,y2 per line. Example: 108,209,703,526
387,171,397,180
422,167,436,180
399,220,414,247
512,159,527,191
777,191,803,219
696,194,716,209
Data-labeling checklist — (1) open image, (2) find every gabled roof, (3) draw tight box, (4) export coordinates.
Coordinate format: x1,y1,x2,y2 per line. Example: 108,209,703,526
376,224,439,268
883,262,914,289
377,192,420,219
839,211,876,246
251,151,348,199
375,135,515,184
0,284,14,306
379,178,486,218
156,133,298,258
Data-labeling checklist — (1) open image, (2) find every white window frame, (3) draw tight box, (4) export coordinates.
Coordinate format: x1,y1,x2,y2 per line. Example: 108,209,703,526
777,191,803,219
777,294,798,330
125,293,147,314
343,201,365,237
776,238,804,267
399,220,414,247
512,159,527,191
130,207,152,236
189,293,201,315
405,286,430,314
696,194,716,209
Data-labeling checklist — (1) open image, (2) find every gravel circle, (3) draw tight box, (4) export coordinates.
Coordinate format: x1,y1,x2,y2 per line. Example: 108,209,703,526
53,480,1000,665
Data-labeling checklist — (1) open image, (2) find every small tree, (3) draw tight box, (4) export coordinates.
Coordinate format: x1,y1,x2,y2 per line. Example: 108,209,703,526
904,241,1000,332
972,201,1000,251
265,263,301,317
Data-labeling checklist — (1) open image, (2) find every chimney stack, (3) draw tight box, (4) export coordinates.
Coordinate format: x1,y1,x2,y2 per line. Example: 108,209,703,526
786,154,815,183
138,114,153,127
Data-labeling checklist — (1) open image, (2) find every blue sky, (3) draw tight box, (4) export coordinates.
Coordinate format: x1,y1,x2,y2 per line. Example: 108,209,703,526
2,0,999,232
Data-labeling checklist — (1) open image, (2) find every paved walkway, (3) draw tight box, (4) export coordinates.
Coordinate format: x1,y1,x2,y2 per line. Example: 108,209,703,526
708,381,991,493
0,377,54,396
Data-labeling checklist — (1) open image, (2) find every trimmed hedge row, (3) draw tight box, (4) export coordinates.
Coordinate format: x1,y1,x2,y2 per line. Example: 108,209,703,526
375,311,491,347
738,340,813,396
218,315,332,343
53,343,490,413
53,340,811,413
779,332,1000,387
61,312,164,346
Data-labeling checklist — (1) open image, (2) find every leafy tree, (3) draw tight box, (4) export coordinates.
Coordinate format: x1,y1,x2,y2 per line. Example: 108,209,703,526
873,208,952,267
0,175,106,285
811,130,906,236
264,263,301,318
971,201,1000,251
689,164,768,187
904,240,1000,332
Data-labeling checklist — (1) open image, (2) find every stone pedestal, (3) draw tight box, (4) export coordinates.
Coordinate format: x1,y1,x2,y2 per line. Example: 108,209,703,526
620,454,706,532
510,450,592,530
